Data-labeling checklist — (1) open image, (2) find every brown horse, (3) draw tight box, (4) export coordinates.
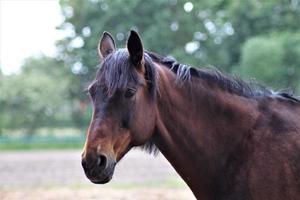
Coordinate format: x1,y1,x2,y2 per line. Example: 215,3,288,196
81,30,300,199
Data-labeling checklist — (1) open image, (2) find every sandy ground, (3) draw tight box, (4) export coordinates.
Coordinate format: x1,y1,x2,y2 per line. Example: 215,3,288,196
0,187,194,200
0,150,195,200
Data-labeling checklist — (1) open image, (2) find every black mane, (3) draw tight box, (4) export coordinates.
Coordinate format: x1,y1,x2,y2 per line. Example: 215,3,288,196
96,49,299,107
146,51,299,102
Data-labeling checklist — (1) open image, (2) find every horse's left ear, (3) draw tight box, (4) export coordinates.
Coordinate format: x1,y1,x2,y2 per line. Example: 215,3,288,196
127,30,144,69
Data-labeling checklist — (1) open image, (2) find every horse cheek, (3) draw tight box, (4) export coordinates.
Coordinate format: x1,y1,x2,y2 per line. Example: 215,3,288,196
132,94,156,145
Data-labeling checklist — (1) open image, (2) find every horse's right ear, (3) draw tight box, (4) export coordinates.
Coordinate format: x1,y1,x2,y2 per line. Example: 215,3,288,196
127,30,144,68
98,32,116,59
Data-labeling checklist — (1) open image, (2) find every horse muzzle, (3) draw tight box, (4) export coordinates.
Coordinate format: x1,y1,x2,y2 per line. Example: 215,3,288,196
81,153,116,184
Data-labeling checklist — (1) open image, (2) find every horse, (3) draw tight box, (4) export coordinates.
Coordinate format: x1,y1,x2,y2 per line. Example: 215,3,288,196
81,30,300,199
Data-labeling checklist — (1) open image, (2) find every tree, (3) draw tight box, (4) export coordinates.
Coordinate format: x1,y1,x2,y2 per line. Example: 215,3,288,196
239,32,300,93
58,0,300,74
0,56,71,135
211,0,300,70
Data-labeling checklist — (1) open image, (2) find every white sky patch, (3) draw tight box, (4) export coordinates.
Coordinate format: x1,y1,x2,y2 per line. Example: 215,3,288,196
0,0,64,75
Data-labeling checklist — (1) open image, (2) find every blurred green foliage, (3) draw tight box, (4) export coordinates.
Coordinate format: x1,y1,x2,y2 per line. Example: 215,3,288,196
1,0,300,136
239,32,300,92
57,0,300,90
0,56,71,135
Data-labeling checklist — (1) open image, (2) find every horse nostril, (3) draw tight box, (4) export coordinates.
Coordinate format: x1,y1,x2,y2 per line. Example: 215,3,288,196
97,154,107,169
81,158,88,170
82,156,96,170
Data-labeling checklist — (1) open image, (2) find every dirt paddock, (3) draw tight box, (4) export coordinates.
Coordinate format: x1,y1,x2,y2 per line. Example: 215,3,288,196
0,150,195,200
1,187,194,200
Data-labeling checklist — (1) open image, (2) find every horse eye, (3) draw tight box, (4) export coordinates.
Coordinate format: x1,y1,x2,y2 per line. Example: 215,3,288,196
124,88,136,98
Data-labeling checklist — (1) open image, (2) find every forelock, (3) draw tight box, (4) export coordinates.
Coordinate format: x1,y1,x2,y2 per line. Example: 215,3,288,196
95,49,139,96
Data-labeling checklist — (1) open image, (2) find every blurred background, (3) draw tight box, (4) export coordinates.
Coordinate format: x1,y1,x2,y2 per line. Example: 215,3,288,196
0,0,300,199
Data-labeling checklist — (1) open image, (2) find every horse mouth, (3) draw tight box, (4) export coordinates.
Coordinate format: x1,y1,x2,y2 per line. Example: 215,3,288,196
90,175,112,184
82,158,116,184
86,168,114,184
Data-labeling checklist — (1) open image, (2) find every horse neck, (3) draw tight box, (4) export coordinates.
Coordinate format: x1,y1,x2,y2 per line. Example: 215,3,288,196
153,64,259,198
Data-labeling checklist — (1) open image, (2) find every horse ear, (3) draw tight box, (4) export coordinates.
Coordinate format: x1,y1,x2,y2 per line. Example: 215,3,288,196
127,30,144,68
98,32,116,59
